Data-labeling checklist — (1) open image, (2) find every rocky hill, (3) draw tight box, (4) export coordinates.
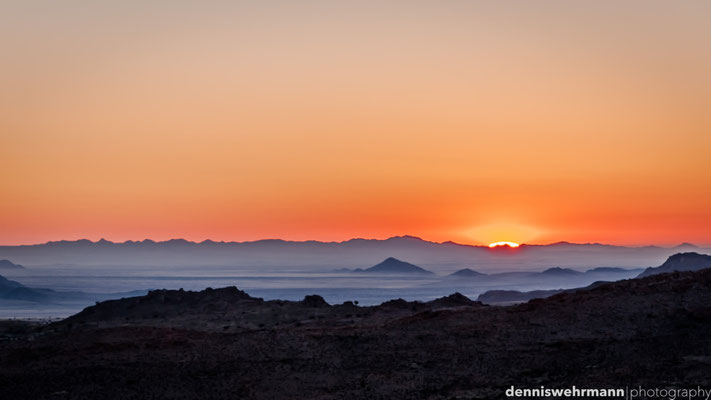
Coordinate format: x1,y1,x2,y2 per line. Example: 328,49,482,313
57,286,480,332
1,268,710,399
637,252,711,277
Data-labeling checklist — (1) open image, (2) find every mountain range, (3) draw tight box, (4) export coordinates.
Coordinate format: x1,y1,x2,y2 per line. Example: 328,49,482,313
0,236,706,273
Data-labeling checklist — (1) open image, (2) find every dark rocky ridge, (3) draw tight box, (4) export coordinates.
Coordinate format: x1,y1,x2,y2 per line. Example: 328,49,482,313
57,287,481,332
1,268,711,399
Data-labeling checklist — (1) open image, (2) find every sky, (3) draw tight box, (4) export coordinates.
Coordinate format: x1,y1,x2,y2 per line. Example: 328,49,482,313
1,1,710,246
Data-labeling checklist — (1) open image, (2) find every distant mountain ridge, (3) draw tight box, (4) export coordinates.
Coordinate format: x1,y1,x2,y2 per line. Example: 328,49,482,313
25,236,704,249
0,236,706,273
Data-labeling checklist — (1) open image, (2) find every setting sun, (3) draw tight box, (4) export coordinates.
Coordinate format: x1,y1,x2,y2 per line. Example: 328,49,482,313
1,1,710,248
488,241,520,248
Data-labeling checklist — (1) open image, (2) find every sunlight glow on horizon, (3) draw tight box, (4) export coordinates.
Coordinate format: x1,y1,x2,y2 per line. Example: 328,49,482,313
488,241,521,248
1,2,710,246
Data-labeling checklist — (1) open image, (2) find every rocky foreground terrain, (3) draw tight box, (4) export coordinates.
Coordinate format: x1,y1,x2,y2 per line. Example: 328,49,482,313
1,269,711,399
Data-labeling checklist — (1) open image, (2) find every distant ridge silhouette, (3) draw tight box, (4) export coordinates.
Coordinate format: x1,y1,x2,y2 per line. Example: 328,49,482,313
21,236,701,248
1,237,706,272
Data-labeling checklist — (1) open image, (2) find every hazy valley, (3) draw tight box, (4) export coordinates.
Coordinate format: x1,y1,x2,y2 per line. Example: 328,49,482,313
2,237,700,317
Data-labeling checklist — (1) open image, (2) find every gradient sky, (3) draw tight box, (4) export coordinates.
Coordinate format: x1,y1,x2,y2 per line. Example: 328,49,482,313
2,1,710,246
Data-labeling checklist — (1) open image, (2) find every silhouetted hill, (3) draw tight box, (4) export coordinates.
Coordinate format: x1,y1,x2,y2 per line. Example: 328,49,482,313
427,292,478,308
637,252,711,277
448,268,486,278
0,260,23,270
3,268,711,399
361,257,434,274
58,287,481,331
673,242,700,250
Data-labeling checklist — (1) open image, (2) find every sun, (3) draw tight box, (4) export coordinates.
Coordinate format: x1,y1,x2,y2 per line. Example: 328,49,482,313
488,241,520,248
467,222,540,248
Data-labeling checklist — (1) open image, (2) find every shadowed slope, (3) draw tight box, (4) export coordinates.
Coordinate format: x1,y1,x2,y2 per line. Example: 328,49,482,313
1,269,710,399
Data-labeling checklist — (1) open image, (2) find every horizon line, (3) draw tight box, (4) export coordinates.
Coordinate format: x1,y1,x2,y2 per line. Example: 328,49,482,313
0,235,705,249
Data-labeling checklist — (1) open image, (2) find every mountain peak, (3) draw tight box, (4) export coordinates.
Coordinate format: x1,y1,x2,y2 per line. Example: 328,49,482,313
548,241,573,246
165,238,191,244
674,242,699,249
364,257,434,274
385,235,426,243
449,268,485,278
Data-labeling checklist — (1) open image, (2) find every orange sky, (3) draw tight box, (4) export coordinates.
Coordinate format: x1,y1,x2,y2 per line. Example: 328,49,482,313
1,1,710,246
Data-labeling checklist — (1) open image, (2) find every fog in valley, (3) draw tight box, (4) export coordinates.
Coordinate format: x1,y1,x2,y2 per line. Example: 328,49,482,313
0,237,705,318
